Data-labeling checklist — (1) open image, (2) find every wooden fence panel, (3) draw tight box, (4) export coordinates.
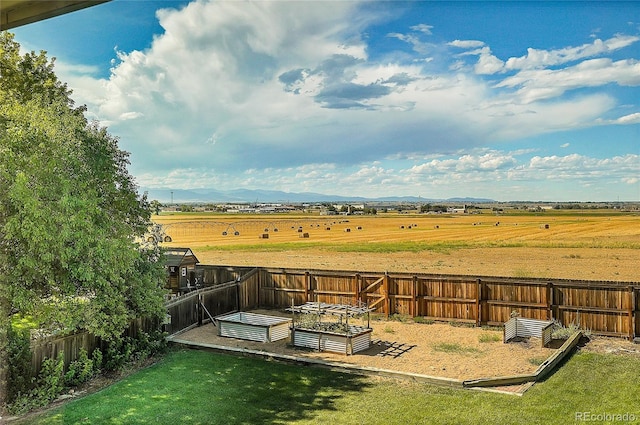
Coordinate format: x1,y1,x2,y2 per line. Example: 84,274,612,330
30,331,99,378
416,277,477,322
198,265,254,285
240,270,260,310
484,280,549,324
553,284,632,336
166,292,199,335
259,269,307,308
389,275,415,316
358,274,386,313
313,273,358,305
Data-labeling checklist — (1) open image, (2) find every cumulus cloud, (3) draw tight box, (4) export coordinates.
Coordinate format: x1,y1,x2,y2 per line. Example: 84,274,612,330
448,40,485,49
503,35,640,71
51,0,639,200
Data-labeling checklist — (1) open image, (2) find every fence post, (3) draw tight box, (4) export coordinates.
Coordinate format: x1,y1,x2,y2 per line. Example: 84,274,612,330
476,278,482,326
236,281,241,312
547,282,554,321
411,275,417,317
197,292,203,326
304,271,311,303
629,286,635,341
383,272,390,318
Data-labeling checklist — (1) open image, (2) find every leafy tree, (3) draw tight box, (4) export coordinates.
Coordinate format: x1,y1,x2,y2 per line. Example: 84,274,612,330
0,33,166,410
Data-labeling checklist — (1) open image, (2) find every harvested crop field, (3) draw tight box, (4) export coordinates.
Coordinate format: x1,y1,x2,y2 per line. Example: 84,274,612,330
154,212,640,281
176,309,553,381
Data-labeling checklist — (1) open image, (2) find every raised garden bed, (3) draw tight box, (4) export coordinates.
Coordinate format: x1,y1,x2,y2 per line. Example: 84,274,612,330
291,325,373,355
287,302,374,355
216,311,291,343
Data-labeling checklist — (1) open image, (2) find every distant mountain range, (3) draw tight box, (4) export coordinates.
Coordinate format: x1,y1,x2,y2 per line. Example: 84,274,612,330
140,187,495,204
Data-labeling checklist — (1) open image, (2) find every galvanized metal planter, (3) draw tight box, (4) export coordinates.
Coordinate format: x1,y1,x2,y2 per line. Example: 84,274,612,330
216,311,291,343
287,302,375,355
291,326,373,355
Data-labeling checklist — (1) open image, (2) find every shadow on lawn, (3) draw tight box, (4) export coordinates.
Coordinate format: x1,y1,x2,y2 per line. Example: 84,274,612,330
39,348,372,425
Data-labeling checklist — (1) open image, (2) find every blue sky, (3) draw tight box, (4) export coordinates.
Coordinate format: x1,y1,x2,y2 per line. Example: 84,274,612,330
10,0,640,201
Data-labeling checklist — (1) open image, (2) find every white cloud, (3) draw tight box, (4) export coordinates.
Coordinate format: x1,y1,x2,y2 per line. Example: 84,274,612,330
410,24,433,35
494,59,640,103
47,1,639,201
448,40,485,49
474,47,504,75
504,35,640,70
614,112,640,125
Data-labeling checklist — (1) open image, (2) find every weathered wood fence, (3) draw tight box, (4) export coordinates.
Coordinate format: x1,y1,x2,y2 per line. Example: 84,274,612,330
252,267,639,340
29,316,158,378
29,264,640,380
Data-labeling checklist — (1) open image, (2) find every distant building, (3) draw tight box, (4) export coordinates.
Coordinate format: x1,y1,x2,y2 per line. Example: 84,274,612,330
447,205,467,214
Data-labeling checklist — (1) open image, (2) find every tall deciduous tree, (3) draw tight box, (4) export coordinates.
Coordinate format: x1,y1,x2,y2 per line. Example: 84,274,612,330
0,33,166,410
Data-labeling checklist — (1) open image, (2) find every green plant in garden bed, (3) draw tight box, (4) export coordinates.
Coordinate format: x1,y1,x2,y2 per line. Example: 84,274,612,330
18,349,640,425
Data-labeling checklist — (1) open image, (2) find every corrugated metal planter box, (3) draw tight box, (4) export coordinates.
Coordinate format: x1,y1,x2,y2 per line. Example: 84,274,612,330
291,326,372,355
216,312,291,342
504,317,554,347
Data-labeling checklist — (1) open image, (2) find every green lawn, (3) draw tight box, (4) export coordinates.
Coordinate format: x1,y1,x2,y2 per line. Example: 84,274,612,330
20,348,640,425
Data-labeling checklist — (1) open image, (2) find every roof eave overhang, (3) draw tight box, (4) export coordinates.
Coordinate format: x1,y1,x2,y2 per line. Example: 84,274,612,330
1,1,110,31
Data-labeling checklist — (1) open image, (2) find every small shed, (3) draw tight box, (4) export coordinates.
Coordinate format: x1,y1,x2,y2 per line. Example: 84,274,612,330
164,248,200,294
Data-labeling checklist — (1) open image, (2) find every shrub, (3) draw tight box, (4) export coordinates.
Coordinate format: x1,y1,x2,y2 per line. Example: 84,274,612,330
7,326,33,404
64,348,94,387
9,353,65,414
551,319,592,340
102,329,167,372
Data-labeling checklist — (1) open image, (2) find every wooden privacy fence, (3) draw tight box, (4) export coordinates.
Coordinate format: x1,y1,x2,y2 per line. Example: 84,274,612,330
29,316,158,379
165,268,260,335
239,267,639,340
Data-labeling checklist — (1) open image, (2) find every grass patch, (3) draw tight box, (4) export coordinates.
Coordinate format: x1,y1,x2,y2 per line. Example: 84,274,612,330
478,333,501,343
528,357,547,366
383,326,395,334
432,342,481,355
19,349,640,425
412,316,435,325
448,321,476,328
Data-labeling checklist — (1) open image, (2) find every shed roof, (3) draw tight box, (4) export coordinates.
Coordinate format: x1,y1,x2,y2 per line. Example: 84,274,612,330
164,248,199,267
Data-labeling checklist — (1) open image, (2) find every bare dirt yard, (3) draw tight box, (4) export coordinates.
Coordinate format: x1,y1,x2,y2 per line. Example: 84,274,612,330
177,309,640,383
178,309,555,381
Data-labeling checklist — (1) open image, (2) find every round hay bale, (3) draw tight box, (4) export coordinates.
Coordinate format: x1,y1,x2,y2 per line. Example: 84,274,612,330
163,235,172,242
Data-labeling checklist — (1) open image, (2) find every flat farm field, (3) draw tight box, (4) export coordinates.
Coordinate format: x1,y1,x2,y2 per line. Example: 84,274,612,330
153,211,640,282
